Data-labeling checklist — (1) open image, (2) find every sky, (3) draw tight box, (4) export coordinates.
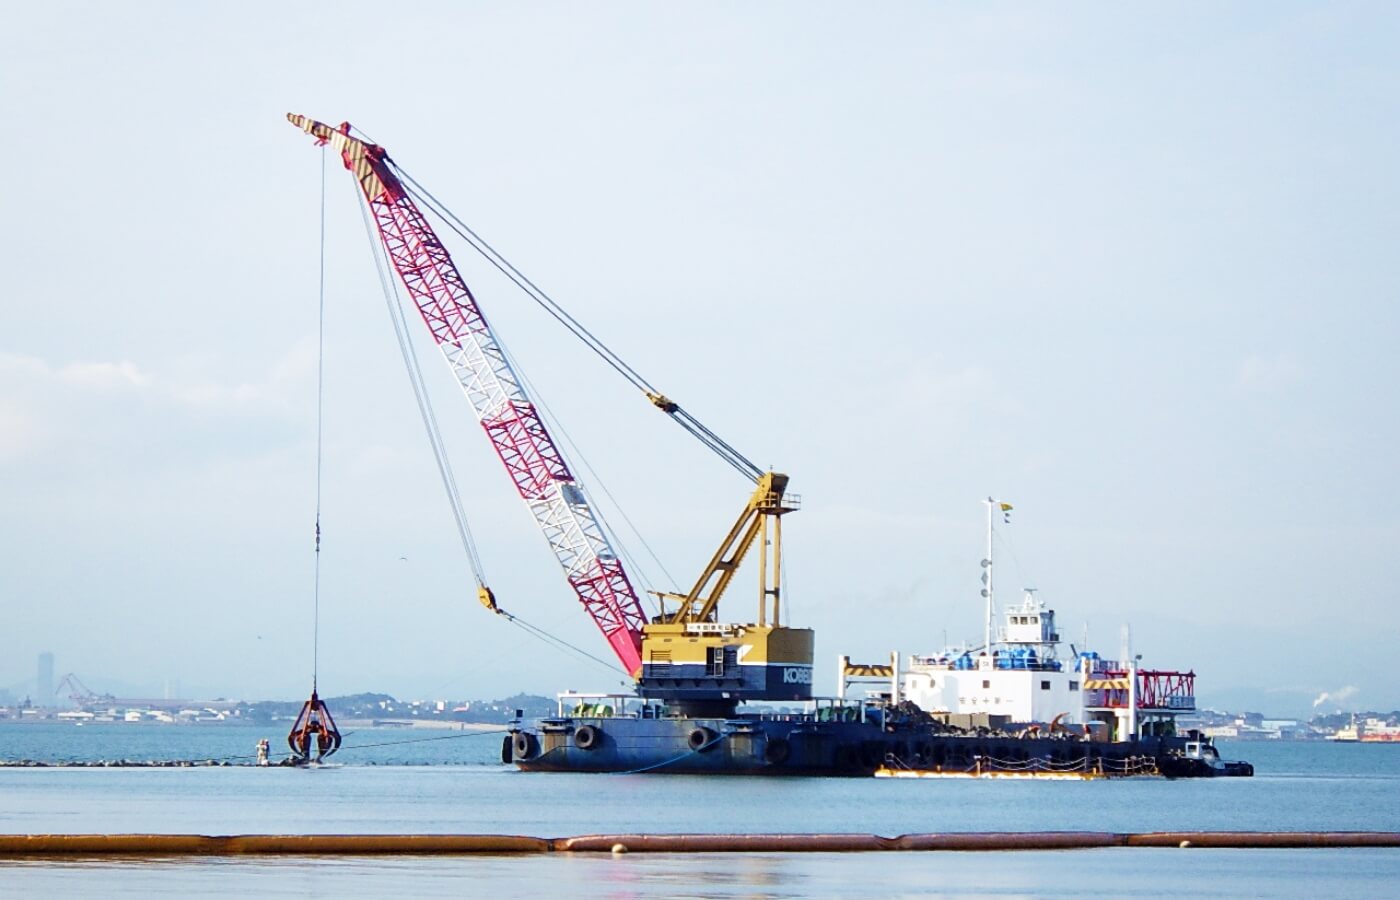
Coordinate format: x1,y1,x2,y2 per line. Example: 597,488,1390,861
2,2,1397,719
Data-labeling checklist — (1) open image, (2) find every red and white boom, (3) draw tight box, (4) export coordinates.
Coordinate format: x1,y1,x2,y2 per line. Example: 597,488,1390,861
289,114,647,676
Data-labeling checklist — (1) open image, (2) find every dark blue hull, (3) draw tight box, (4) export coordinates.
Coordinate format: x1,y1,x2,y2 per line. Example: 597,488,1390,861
509,714,883,775
506,715,1253,777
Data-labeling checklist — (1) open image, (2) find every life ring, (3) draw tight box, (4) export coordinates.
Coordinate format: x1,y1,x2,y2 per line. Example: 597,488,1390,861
511,732,536,760
764,737,791,766
688,727,718,752
574,724,600,751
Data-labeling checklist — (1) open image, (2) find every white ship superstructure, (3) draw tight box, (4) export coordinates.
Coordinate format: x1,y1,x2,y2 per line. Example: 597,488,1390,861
902,590,1082,723
848,499,1198,742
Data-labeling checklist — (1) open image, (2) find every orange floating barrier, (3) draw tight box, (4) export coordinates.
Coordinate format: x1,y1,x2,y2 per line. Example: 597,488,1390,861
1,831,1397,857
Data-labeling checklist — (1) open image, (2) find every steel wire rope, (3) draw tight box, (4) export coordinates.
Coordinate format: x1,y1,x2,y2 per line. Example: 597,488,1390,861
497,341,679,612
370,156,680,605
341,129,671,624
345,125,761,482
355,189,489,585
208,727,516,764
352,190,629,683
311,146,328,691
992,524,1036,602
386,163,763,483
335,136,654,397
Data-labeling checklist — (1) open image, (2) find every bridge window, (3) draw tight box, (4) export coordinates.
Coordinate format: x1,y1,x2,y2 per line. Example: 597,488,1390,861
1069,681,1079,691
982,680,990,689
1041,680,1051,691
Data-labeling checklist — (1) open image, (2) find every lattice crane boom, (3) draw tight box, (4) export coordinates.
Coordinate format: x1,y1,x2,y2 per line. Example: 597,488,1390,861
288,114,648,677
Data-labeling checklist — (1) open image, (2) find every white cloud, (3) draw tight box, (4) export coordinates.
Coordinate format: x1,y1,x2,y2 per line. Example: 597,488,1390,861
0,346,311,418
0,348,312,467
0,352,50,377
57,360,152,390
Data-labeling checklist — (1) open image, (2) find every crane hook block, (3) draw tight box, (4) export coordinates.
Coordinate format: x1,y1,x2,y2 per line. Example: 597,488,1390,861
478,585,501,614
287,689,342,764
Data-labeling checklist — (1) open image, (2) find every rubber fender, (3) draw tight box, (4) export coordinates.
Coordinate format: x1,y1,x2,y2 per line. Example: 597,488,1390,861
500,735,513,765
687,727,717,752
512,732,536,760
763,737,791,766
573,724,600,751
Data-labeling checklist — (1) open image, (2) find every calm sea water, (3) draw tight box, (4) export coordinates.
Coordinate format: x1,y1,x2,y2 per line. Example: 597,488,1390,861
2,723,1398,897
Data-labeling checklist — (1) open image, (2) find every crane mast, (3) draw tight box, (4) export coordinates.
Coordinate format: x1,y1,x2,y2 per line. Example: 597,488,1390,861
288,115,648,677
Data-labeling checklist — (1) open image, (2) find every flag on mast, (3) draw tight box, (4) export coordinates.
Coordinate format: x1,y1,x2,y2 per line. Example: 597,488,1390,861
999,502,1013,523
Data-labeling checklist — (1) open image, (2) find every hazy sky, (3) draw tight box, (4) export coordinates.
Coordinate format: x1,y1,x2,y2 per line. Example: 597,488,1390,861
2,2,1396,718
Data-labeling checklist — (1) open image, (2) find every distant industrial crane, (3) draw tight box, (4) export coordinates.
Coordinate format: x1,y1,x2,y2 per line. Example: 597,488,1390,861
54,673,115,708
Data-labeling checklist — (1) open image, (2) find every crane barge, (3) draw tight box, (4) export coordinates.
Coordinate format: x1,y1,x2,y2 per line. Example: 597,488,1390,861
288,115,1251,777
286,113,858,772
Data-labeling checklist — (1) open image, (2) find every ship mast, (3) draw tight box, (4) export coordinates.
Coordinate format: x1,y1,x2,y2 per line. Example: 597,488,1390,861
981,497,1013,659
982,497,995,657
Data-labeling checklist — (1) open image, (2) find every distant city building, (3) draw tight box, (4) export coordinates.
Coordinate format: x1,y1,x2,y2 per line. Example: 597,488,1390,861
37,652,54,708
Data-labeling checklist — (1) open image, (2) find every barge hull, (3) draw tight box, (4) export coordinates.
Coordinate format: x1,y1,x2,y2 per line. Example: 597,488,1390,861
508,716,1252,777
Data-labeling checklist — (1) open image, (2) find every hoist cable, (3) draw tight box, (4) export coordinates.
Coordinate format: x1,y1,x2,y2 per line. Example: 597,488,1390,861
354,191,488,585
352,189,631,680
383,159,763,483
311,146,328,690
496,609,629,681
502,346,678,609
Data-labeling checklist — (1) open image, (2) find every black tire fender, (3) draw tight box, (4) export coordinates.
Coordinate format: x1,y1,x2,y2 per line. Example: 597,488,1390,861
688,727,718,752
511,732,536,760
574,724,600,751
764,737,791,766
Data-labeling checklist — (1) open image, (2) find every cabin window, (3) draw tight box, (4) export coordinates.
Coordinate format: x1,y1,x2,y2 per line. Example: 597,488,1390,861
982,680,990,689
1070,681,1080,691
707,646,725,677
1041,680,1051,691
